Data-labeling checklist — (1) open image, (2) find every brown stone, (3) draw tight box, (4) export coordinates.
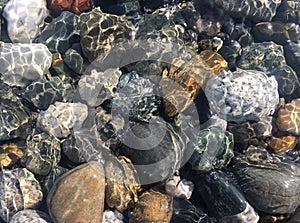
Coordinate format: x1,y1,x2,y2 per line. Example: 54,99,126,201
47,0,93,15
129,190,173,223
0,143,24,169
266,135,298,153
47,161,105,223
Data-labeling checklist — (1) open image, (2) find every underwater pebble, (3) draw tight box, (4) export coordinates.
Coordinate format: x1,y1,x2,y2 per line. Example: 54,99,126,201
0,143,24,168
9,210,52,223
0,168,43,222
204,69,279,123
47,162,105,223
129,190,173,223
102,209,124,223
266,135,298,153
0,42,52,87
2,0,48,43
36,102,88,138
47,0,93,16
165,175,194,199
42,166,69,195
21,132,61,176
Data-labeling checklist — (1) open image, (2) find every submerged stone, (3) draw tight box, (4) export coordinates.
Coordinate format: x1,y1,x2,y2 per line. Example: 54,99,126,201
10,210,51,223
0,143,24,168
47,0,93,16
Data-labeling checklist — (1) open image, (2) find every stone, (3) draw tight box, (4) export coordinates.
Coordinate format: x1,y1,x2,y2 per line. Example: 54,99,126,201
129,190,173,223
47,162,105,223
10,210,52,223
284,41,300,78
204,69,279,123
47,0,93,16
2,0,48,43
276,98,300,135
189,126,234,172
64,46,88,74
41,166,69,195
0,42,52,87
36,102,88,138
35,11,80,54
21,132,61,176
199,50,228,74
0,168,43,222
21,75,74,110
102,209,124,223
266,135,298,153
105,156,141,212
0,143,24,169
79,7,136,62
272,0,300,24
165,175,194,199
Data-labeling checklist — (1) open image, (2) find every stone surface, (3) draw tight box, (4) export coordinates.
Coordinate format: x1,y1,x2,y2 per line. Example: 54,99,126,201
36,11,80,54
0,42,52,87
276,98,300,135
0,143,24,168
102,209,124,223
64,46,88,74
2,0,48,43
0,168,43,222
21,132,61,176
36,102,88,138
105,156,141,212
266,135,298,153
232,146,300,214
79,7,136,62
129,190,173,223
9,210,52,223
189,126,234,172
42,166,69,195
165,175,194,199
273,0,300,23
204,69,279,123
47,0,93,16
47,162,105,223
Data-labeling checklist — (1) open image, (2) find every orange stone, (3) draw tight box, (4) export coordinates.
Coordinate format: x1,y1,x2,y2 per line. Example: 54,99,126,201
0,143,24,168
47,0,93,15
266,135,298,153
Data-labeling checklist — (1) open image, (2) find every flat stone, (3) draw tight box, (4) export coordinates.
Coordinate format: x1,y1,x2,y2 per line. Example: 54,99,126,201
47,162,105,223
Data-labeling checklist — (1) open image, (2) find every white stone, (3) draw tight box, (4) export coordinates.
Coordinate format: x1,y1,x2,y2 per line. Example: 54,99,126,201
3,0,48,43
102,209,124,223
10,210,51,223
165,175,194,199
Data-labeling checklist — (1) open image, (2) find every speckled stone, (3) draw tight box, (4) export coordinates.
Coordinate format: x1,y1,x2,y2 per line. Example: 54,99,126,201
129,190,173,223
36,102,88,138
79,7,136,62
0,42,52,87
36,11,80,54
21,132,61,176
266,135,298,153
47,0,93,16
204,69,279,123
0,168,43,222
21,75,74,110
189,126,234,172
2,0,48,43
47,162,105,223
9,210,51,223
276,98,300,135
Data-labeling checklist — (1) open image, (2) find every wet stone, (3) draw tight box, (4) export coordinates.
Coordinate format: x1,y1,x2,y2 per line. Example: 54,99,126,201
129,190,173,223
266,135,298,153
36,102,88,138
0,168,43,222
35,11,80,54
2,0,48,43
0,42,52,87
165,175,194,199
47,162,105,223
218,40,242,70
105,156,141,212
272,0,300,24
79,7,136,62
276,98,300,135
21,132,61,176
102,209,124,223
189,126,234,173
204,69,279,123
41,166,69,195
47,0,93,16
0,143,24,169
284,41,300,78
196,171,259,223
9,210,52,223
64,45,88,74
20,75,74,111
232,146,300,214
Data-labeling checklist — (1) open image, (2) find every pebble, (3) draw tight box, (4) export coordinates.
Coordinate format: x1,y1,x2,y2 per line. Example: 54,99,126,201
0,168,43,222
9,210,52,223
2,0,48,43
0,143,24,168
204,69,279,123
129,190,173,223
36,102,88,138
165,175,194,199
0,42,52,87
47,162,105,223
276,98,300,135
47,0,93,16
102,209,124,223
21,132,61,176
266,135,298,153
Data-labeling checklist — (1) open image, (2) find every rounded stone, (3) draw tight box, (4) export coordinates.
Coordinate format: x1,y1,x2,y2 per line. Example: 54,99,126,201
47,162,105,223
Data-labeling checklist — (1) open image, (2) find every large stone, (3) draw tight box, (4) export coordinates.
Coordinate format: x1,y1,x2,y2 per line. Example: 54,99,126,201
47,162,105,223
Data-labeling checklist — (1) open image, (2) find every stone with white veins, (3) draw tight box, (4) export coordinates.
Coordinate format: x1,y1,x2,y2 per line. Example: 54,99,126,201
2,0,48,43
0,42,52,87
36,102,88,138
